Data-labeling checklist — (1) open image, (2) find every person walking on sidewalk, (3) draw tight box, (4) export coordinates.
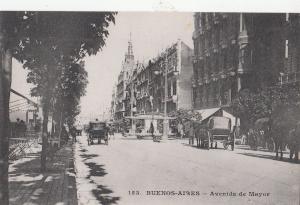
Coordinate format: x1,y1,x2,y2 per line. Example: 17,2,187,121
70,126,77,142
150,122,155,142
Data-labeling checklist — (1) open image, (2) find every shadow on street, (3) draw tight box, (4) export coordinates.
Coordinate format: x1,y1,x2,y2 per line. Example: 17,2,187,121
238,152,300,164
9,145,78,205
78,143,121,204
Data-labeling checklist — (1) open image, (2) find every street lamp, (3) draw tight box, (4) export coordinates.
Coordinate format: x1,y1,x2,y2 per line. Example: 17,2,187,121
154,54,179,141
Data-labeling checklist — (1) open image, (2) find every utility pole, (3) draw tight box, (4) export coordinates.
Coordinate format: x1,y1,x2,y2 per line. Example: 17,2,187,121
162,54,169,141
130,81,136,135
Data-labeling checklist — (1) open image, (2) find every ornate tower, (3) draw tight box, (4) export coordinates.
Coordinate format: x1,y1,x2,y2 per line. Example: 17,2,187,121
123,33,135,76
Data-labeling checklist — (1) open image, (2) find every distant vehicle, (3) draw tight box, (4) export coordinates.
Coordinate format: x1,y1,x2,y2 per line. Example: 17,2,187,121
195,116,234,150
87,121,108,145
75,125,83,136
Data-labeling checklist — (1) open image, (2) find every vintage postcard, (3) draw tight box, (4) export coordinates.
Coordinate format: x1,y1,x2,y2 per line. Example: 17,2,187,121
0,1,300,205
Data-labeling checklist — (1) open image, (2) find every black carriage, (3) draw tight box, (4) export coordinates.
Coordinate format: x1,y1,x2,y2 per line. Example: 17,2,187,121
87,121,108,145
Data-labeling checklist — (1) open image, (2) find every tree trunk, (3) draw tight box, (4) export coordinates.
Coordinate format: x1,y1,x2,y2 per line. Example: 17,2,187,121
40,98,50,172
0,49,12,205
0,10,12,205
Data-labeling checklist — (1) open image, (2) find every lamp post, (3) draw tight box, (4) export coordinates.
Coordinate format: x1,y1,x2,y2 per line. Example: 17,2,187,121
154,54,179,141
162,55,169,141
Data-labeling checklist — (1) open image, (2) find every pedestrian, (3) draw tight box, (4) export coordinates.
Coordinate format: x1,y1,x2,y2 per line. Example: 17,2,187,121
188,121,194,145
178,122,184,139
150,122,155,141
20,120,27,138
109,126,115,140
15,118,20,138
71,127,77,142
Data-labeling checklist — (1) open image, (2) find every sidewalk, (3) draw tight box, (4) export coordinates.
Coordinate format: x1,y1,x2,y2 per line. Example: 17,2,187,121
9,141,78,205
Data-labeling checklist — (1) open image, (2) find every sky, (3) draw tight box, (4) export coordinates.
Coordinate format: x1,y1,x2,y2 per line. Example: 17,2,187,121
11,12,194,122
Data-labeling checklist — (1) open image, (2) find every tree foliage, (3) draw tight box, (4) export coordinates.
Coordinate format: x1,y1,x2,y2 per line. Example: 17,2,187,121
169,108,202,124
0,11,116,203
55,61,88,128
231,85,300,132
10,11,116,171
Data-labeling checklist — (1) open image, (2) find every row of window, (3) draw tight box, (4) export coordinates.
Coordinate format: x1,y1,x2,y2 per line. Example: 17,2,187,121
194,45,238,80
193,79,237,109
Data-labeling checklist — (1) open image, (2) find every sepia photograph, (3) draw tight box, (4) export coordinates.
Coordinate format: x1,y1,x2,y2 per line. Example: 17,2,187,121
0,1,300,204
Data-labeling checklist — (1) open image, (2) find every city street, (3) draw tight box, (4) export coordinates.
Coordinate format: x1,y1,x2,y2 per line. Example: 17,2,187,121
74,134,300,205
2,10,300,205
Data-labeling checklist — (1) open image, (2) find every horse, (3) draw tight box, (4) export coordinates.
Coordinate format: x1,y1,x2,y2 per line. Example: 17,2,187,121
254,117,288,160
194,122,209,149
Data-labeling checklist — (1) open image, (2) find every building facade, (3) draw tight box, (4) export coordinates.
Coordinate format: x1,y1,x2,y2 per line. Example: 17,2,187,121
281,14,300,84
192,13,298,110
146,40,194,114
112,39,194,120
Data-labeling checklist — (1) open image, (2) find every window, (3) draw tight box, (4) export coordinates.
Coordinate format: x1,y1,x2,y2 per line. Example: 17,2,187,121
285,40,289,59
173,80,177,95
193,88,197,103
168,81,172,97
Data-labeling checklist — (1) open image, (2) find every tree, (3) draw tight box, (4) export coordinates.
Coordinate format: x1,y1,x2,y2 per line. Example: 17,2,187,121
0,11,116,204
0,12,24,205
53,61,88,135
169,108,202,137
231,85,300,137
169,108,202,124
16,11,116,172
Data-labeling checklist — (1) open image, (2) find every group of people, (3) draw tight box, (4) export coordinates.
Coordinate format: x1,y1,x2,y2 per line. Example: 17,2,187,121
12,118,27,138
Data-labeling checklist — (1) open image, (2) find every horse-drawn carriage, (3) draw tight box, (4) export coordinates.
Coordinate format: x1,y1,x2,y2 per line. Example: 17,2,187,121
87,121,108,145
195,116,234,150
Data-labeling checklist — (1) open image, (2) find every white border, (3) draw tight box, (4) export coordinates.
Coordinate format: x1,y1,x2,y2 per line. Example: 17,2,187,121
1,0,300,12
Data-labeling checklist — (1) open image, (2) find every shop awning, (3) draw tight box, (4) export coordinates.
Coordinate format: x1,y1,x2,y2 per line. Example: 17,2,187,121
194,108,221,122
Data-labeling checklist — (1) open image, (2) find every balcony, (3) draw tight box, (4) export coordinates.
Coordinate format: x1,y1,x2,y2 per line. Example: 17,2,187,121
192,28,204,39
205,24,211,31
203,75,210,84
220,40,228,49
280,71,300,85
212,44,219,53
213,16,220,25
204,48,211,57
238,30,249,45
221,14,228,19
192,78,198,88
198,78,203,86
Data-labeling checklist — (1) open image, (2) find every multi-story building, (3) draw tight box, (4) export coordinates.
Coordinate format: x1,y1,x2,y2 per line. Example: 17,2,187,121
146,40,194,114
110,84,117,120
192,13,296,111
113,39,194,121
114,38,135,120
281,14,300,84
